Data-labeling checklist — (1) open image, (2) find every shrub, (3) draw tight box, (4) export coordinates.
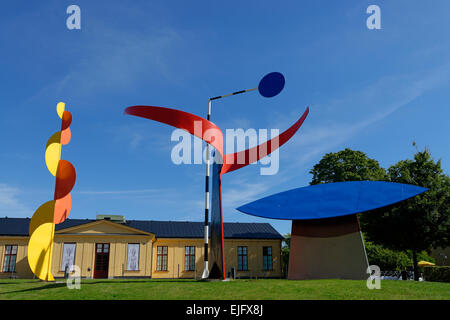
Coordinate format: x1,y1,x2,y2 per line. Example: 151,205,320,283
365,241,411,271
407,250,436,264
423,266,450,283
365,241,437,272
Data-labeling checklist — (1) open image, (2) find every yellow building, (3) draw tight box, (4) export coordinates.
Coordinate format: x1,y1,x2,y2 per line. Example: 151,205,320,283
0,216,283,279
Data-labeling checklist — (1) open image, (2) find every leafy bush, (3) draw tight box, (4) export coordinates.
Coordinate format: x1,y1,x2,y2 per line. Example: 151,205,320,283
365,241,411,271
365,240,436,272
407,250,436,264
423,266,450,283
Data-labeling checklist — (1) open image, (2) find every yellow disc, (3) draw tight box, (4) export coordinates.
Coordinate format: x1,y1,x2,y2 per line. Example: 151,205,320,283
28,200,56,281
45,132,62,176
28,222,55,281
57,102,65,119
29,200,55,236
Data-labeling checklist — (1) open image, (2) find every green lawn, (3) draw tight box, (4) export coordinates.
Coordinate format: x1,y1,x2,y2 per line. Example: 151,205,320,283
0,278,448,300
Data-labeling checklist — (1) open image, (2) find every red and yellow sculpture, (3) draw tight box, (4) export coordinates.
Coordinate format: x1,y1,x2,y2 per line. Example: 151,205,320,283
27,102,76,281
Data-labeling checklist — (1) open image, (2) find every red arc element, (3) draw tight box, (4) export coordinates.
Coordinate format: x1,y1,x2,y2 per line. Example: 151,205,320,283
61,111,72,130
221,107,309,174
54,160,76,201
124,105,309,174
125,106,224,155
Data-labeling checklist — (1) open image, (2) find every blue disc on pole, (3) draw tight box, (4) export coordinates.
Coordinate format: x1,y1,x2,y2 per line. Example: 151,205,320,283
258,72,285,98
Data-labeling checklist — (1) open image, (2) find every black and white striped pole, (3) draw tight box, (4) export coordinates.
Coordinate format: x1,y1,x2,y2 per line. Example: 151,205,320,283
201,72,285,279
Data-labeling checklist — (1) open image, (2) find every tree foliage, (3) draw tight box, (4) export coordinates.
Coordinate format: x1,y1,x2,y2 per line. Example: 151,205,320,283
364,240,435,271
361,148,450,279
309,148,387,185
309,147,450,280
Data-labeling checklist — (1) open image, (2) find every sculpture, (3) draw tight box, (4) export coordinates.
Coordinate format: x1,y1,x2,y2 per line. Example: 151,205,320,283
124,101,309,279
237,181,428,279
27,102,76,281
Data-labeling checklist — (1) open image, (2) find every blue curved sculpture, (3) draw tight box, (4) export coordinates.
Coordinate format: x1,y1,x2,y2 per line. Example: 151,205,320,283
236,181,428,220
237,180,428,280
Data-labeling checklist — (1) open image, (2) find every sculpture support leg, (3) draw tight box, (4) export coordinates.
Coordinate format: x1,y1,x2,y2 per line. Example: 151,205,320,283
209,160,225,280
288,214,369,280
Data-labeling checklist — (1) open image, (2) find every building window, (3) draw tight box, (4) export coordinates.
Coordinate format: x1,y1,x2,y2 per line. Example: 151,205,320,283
127,244,140,271
97,243,109,253
3,245,17,272
156,246,168,271
61,243,76,272
185,246,195,271
263,246,273,271
238,246,248,271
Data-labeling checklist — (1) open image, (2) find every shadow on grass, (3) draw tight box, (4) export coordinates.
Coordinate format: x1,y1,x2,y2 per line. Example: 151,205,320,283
0,278,229,296
0,282,67,295
80,279,202,285
0,281,42,285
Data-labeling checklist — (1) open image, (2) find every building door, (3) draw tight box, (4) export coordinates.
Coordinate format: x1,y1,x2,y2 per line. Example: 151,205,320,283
94,243,110,279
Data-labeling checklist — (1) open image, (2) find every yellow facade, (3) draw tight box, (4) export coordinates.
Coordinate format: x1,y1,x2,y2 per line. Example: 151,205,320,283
151,238,282,279
0,220,282,279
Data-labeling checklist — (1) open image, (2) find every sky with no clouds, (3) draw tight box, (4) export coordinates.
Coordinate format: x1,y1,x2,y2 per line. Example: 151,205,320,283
1,0,450,235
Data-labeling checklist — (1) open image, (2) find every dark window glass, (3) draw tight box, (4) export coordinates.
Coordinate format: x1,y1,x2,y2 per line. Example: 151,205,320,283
3,245,18,272
238,246,248,271
263,247,273,271
157,246,168,271
184,246,195,271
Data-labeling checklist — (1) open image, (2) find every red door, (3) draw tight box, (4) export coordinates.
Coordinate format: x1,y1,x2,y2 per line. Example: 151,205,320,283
94,243,110,279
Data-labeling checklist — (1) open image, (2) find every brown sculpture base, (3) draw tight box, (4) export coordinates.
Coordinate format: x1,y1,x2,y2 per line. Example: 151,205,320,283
288,214,369,280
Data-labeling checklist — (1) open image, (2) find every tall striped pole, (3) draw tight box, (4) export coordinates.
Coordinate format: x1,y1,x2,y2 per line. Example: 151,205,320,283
201,100,212,279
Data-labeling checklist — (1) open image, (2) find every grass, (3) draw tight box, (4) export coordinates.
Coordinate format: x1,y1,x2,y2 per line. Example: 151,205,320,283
0,278,449,300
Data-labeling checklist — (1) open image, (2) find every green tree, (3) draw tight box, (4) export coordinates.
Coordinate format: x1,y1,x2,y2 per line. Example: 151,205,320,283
364,240,435,271
309,147,388,233
364,241,411,271
309,148,387,185
361,148,450,280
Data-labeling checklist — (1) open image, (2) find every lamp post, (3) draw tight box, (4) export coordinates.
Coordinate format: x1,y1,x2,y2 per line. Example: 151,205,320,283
201,72,285,279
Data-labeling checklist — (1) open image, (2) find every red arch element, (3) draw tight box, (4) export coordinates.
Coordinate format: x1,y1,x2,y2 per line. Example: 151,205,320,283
125,106,224,155
124,105,309,173
221,107,309,174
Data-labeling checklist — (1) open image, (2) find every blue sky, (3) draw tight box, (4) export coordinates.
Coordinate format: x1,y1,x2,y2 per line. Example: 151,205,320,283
1,0,450,236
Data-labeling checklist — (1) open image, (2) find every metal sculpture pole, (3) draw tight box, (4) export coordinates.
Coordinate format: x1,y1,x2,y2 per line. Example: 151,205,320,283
201,100,212,279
